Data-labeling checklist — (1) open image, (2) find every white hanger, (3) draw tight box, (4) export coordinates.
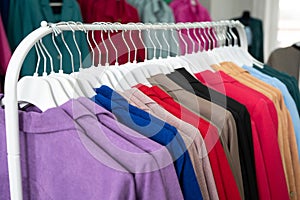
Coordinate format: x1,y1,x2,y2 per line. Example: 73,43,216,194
141,26,166,77
65,22,96,98
156,23,175,73
230,22,258,67
74,22,100,88
104,22,131,91
223,22,246,66
114,23,150,87
48,22,87,98
176,22,211,72
90,22,115,89
203,23,221,66
17,43,58,111
156,23,191,73
38,39,71,104
123,23,153,86
147,25,172,74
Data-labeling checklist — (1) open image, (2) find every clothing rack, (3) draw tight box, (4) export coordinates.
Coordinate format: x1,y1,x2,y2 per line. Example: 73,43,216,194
3,20,247,200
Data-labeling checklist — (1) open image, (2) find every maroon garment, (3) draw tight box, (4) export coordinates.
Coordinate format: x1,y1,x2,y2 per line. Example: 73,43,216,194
0,15,11,75
77,0,145,65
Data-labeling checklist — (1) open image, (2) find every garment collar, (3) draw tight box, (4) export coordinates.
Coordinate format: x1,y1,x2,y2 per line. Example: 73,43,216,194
40,0,74,22
148,74,183,93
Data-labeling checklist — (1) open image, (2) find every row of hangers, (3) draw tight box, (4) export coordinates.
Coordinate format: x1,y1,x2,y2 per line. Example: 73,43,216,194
15,20,264,112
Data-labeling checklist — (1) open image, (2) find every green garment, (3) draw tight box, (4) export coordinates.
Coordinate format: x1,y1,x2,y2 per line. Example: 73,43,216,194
126,0,179,59
7,0,90,77
164,0,173,4
254,64,300,116
233,16,264,62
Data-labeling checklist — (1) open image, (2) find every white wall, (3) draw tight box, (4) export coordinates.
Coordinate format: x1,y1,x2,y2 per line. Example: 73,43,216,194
208,0,252,20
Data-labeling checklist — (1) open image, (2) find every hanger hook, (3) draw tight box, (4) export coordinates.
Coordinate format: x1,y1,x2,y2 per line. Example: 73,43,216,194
50,23,63,71
76,21,92,69
105,22,119,66
96,22,109,66
153,25,163,59
199,23,209,50
133,22,147,62
204,23,214,50
134,22,148,61
67,21,82,71
115,23,130,63
168,23,180,56
160,23,171,57
36,41,47,76
34,44,41,76
175,23,188,55
183,22,195,53
217,23,225,47
229,23,238,46
85,30,95,67
144,23,156,59
39,38,54,74
91,22,102,66
56,21,75,72
191,22,202,52
210,22,219,48
127,22,139,63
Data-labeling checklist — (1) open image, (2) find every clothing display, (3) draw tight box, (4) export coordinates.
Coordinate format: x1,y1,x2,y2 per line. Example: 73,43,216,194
147,74,244,198
137,84,241,200
2,4,300,200
167,68,259,200
212,62,300,199
93,85,203,200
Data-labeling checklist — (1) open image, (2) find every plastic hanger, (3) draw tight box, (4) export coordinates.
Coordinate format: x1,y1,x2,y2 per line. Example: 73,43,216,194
74,22,100,88
100,22,128,91
38,39,71,104
220,22,248,66
17,43,58,111
104,22,131,91
65,22,96,97
121,23,152,84
203,23,221,66
177,22,206,73
146,25,172,75
90,22,115,89
156,23,175,73
177,22,211,72
230,23,257,67
154,23,191,73
115,23,150,87
48,26,82,99
86,27,107,85
49,22,86,98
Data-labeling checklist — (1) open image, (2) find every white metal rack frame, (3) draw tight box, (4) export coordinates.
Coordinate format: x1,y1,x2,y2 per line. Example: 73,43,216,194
4,20,247,200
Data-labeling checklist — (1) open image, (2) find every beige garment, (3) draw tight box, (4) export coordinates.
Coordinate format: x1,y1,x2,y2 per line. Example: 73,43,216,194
121,88,219,200
147,74,245,199
215,62,300,200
